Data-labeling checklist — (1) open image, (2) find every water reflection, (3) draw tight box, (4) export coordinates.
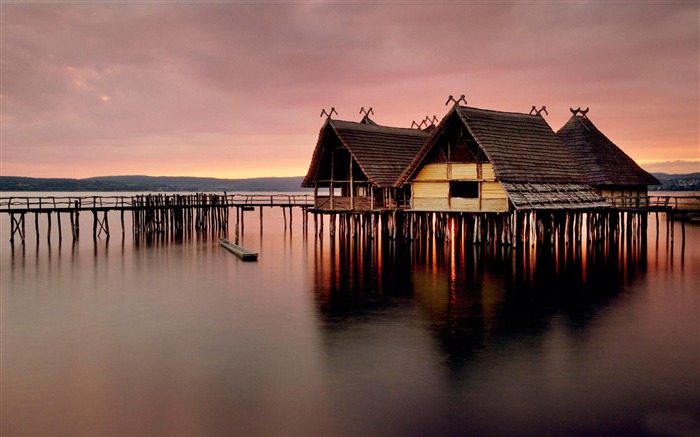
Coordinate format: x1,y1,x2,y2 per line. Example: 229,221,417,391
312,233,648,374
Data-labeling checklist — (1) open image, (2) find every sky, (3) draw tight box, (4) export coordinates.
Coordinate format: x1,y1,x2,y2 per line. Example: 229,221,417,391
1,1,698,179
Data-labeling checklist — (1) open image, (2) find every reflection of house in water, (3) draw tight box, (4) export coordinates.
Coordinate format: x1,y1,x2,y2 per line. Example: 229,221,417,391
311,235,415,323
311,235,646,376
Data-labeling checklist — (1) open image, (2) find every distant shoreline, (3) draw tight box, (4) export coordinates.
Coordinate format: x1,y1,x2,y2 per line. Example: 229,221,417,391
1,172,698,192
0,175,309,193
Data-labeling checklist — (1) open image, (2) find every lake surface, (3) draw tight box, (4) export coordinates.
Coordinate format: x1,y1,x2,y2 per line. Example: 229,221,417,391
1,193,699,436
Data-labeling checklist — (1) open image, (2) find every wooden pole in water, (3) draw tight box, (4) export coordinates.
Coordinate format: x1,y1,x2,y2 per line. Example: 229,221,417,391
74,201,80,239
681,215,686,246
46,212,52,243
92,211,98,239
259,206,264,231
35,213,40,244
104,211,110,238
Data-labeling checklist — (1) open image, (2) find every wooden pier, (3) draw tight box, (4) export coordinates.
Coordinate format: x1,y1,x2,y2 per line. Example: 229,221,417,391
1,194,697,247
1,193,313,245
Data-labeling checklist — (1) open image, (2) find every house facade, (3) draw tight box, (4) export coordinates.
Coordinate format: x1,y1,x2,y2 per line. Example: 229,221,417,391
555,111,660,208
301,115,428,212
397,105,609,212
303,103,656,214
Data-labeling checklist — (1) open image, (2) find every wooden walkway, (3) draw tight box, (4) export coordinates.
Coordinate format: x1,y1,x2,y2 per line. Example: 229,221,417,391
0,193,313,213
1,194,698,246
1,193,313,244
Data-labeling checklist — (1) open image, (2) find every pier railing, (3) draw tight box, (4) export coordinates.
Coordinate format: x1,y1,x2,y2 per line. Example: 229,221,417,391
606,195,700,212
2,194,699,214
0,193,314,212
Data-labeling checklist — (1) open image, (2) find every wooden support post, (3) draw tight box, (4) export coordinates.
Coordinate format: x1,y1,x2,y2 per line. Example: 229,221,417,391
93,210,98,239
105,211,110,237
47,212,52,244
681,215,686,246
74,201,80,239
259,206,264,231
10,213,26,245
350,158,354,211
35,212,40,244
58,212,62,241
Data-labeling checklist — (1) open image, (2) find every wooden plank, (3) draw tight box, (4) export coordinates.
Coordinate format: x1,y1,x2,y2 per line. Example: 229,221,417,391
412,182,449,198
450,198,480,211
481,198,509,212
219,238,258,261
412,198,449,211
451,163,477,180
413,164,447,181
482,163,496,180
481,181,507,199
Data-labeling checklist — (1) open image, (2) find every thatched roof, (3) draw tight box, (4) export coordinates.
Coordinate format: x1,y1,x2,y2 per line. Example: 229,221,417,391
556,115,660,186
302,118,428,188
502,182,609,210
399,105,586,185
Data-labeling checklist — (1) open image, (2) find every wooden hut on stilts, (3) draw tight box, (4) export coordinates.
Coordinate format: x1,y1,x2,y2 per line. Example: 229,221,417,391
301,108,429,238
396,101,609,245
555,108,660,209
302,97,657,246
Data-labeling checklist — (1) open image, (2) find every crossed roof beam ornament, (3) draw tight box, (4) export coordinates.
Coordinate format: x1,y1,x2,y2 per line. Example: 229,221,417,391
359,107,374,117
411,115,439,129
445,94,467,106
411,119,428,129
530,106,548,116
320,107,338,119
570,107,590,118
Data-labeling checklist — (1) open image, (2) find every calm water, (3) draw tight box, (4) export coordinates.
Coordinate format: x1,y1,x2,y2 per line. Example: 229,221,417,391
1,193,699,436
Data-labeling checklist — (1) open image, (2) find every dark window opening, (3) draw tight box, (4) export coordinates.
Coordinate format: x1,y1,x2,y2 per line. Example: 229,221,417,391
450,181,479,198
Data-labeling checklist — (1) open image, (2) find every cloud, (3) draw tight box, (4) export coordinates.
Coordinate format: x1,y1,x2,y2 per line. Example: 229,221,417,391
1,2,698,178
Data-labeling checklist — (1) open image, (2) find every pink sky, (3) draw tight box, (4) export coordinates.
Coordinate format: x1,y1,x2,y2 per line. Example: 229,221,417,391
1,2,698,179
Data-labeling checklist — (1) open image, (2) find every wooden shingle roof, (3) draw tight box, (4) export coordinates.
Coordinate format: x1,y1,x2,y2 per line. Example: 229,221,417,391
302,118,429,188
501,182,609,210
556,115,660,186
399,106,586,185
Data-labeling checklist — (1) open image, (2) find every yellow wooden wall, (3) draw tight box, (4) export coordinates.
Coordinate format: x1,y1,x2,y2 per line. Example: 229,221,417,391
413,163,497,181
410,163,508,212
600,188,649,208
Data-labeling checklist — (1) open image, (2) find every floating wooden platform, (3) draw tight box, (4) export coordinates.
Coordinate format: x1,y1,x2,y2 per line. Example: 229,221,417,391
218,238,258,261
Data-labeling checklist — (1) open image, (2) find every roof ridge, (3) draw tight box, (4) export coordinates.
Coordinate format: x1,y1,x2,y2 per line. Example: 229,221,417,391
458,105,542,118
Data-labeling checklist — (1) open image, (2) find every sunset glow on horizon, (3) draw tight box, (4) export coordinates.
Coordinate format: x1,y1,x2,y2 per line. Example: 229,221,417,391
2,2,698,179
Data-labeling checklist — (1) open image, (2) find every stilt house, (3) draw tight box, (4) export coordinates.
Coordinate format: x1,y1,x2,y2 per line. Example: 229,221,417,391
397,105,609,212
302,115,429,211
555,111,660,208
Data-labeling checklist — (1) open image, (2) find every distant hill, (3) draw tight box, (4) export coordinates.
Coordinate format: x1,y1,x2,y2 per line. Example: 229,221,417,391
0,175,308,192
3,173,698,192
650,172,700,191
